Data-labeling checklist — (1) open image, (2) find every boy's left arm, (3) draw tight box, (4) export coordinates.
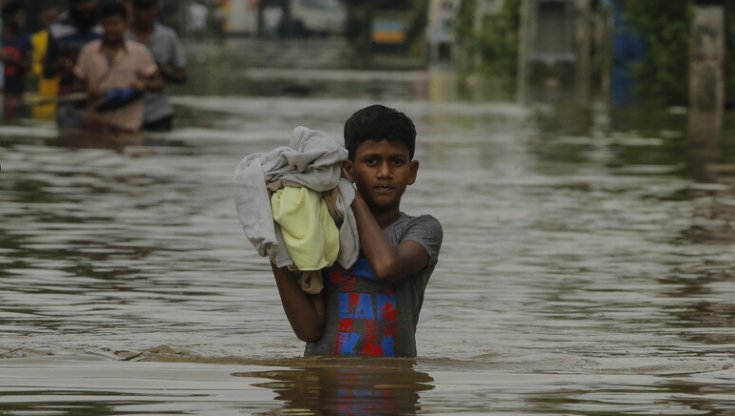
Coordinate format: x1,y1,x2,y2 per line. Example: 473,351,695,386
351,192,430,283
270,263,325,342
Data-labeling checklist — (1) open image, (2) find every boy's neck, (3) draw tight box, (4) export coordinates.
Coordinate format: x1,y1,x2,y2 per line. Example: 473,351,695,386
372,207,401,229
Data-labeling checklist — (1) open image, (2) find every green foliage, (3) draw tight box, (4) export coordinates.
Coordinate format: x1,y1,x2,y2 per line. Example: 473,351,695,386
455,0,477,47
456,0,521,98
623,2,735,107
623,1,691,105
477,0,520,78
405,0,429,49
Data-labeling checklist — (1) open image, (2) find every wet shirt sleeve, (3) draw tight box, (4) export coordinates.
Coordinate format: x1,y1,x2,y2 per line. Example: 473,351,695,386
402,215,443,264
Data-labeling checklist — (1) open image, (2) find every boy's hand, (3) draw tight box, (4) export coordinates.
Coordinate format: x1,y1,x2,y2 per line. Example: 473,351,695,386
340,161,353,182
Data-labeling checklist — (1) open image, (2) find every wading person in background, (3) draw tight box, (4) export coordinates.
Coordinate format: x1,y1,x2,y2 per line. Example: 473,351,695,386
127,0,187,132
43,0,101,130
1,1,32,119
74,1,160,138
31,1,61,120
235,105,443,357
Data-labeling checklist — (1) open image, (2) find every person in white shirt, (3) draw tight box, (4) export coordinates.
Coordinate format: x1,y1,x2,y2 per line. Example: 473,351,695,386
127,0,187,132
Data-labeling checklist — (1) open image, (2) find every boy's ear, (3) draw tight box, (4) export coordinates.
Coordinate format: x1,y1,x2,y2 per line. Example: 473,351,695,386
408,160,419,185
341,160,354,182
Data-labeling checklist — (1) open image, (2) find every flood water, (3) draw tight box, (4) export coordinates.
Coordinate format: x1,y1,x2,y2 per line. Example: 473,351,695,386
1,39,735,415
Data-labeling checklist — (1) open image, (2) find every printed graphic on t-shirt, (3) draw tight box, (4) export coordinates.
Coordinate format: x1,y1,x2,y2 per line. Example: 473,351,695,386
329,258,398,357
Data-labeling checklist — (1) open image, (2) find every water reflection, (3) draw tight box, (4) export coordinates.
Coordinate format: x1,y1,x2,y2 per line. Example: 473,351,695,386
234,358,433,415
660,262,735,347
46,129,143,153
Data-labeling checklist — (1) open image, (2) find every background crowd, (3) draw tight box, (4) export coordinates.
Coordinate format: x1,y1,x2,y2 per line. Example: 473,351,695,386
0,0,186,135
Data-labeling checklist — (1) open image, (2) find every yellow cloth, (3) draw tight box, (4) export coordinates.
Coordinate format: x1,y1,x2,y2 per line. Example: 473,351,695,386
271,187,340,293
31,30,59,120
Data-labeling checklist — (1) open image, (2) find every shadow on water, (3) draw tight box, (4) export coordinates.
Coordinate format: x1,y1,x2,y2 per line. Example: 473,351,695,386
233,358,433,415
46,130,144,154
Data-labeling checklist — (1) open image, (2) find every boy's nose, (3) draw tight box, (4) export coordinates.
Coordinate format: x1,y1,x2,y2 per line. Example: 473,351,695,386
377,162,392,178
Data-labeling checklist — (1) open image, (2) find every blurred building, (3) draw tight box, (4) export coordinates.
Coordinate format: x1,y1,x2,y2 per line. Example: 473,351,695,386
290,0,345,36
221,0,345,37
518,0,597,105
426,0,460,63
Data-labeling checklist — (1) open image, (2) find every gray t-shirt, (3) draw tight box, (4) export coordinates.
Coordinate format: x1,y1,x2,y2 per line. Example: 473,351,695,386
131,23,186,123
304,213,443,357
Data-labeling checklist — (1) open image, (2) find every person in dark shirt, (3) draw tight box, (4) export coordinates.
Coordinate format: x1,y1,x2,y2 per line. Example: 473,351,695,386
1,1,32,118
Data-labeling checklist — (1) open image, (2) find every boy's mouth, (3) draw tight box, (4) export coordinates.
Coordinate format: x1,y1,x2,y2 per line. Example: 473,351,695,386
373,185,394,193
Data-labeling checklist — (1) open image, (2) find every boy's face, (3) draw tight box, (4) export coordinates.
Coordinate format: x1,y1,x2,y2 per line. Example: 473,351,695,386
346,139,418,212
101,15,128,44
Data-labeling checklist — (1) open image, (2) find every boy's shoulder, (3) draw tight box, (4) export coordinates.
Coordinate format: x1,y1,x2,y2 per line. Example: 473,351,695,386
390,212,442,232
387,213,443,259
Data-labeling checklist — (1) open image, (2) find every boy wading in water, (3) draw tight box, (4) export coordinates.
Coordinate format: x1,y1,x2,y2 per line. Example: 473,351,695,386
271,105,443,357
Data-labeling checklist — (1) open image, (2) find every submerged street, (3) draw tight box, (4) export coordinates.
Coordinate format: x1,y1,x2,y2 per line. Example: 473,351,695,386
0,38,734,415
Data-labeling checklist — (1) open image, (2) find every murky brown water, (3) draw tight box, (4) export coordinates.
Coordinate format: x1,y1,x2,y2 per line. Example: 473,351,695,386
1,38,734,415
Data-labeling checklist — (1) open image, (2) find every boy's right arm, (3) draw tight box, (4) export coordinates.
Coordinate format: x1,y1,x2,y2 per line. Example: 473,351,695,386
351,191,432,283
270,263,324,343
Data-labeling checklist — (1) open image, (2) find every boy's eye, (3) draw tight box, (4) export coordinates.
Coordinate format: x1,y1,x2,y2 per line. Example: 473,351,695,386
364,157,378,166
391,158,405,166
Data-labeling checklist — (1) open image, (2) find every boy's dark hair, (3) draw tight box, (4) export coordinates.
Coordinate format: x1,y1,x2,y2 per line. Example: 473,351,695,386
1,1,23,19
130,0,158,8
344,104,416,160
99,0,127,19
